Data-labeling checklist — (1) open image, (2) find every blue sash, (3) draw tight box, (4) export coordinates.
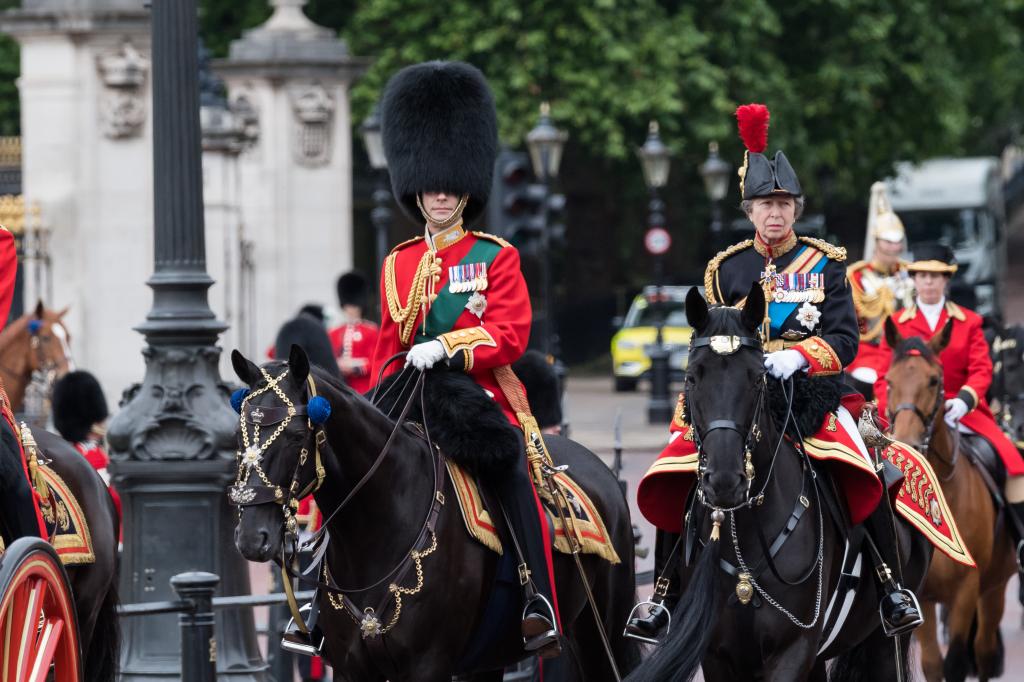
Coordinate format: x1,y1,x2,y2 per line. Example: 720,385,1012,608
768,246,829,336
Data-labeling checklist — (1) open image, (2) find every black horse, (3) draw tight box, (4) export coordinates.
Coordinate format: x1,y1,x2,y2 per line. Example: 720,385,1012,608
230,347,640,681
628,285,931,682
1,428,120,682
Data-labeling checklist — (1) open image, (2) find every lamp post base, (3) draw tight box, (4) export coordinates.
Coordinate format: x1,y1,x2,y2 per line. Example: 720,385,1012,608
647,345,673,424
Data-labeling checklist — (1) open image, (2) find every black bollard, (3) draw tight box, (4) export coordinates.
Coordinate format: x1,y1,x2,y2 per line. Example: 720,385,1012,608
171,572,220,682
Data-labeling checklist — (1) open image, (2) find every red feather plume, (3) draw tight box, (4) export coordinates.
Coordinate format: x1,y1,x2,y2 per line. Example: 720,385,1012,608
736,104,770,153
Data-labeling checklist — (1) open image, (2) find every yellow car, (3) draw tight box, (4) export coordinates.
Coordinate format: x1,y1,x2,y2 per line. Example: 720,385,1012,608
611,285,699,392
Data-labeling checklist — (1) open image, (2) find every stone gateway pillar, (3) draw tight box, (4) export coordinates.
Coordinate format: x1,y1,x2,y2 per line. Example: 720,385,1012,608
214,0,368,355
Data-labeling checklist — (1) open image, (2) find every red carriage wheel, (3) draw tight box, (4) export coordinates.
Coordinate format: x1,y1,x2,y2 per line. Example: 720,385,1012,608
0,538,81,682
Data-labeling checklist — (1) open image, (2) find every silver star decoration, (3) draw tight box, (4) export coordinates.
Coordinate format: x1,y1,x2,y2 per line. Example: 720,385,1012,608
241,445,262,469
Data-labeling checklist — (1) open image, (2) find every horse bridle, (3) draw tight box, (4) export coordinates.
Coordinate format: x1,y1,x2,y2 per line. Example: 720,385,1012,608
886,363,952,465
688,333,772,512
228,366,328,540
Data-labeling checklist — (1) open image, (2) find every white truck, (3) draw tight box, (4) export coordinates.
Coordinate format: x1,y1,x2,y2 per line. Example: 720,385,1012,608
866,157,1006,316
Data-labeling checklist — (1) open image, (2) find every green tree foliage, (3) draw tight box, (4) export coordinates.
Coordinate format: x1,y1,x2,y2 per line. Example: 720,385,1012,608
345,0,1024,202
0,0,21,136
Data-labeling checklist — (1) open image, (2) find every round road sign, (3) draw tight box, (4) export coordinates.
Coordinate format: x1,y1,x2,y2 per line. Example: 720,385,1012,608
644,227,671,255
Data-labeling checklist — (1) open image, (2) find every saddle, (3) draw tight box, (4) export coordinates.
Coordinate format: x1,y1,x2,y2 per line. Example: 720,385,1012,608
961,433,1006,492
446,458,620,564
11,425,95,565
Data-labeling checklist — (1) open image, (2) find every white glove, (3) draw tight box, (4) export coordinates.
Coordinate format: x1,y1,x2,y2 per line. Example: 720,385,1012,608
405,340,446,370
764,349,808,380
944,398,969,427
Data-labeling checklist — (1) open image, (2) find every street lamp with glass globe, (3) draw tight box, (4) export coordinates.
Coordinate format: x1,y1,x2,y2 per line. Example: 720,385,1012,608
525,102,568,360
637,121,673,424
360,105,392,277
699,140,731,237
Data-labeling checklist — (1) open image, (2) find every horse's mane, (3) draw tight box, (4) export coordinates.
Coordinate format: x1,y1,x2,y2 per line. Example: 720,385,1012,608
0,314,29,350
893,336,937,363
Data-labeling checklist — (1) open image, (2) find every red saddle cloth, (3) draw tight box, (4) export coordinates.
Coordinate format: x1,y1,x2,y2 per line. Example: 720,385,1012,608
637,396,882,534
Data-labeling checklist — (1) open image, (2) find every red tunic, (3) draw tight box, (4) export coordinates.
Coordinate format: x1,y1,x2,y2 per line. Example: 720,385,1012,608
328,321,379,394
873,300,1024,475
0,228,16,324
369,226,532,423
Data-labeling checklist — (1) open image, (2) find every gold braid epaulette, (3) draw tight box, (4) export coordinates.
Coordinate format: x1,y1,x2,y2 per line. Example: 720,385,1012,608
384,244,440,347
704,239,753,304
471,231,512,248
389,235,424,253
799,236,846,262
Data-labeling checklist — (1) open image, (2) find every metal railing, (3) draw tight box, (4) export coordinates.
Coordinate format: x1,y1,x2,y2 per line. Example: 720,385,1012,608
118,571,313,682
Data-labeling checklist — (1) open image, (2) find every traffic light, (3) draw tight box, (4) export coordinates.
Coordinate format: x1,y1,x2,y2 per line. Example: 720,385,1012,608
488,149,566,255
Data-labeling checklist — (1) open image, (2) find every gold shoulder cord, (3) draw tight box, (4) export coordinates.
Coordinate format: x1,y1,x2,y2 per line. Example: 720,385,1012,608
385,250,440,346
704,239,753,305
799,236,847,262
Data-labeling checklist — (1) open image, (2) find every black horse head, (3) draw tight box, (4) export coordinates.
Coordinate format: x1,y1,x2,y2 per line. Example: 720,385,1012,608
230,345,331,562
684,281,766,509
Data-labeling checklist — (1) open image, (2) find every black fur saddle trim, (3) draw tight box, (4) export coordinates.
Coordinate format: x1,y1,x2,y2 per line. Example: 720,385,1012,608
373,368,522,483
766,373,843,439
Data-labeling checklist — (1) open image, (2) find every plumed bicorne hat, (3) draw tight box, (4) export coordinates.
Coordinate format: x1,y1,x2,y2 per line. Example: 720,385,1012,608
908,242,957,275
336,271,369,310
52,371,109,444
380,61,498,225
735,104,802,200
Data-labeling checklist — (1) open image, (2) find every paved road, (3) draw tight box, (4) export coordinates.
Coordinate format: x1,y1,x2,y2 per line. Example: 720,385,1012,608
564,374,1024,679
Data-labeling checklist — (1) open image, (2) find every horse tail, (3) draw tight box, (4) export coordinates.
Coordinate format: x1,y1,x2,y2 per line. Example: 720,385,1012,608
625,538,722,682
84,575,120,682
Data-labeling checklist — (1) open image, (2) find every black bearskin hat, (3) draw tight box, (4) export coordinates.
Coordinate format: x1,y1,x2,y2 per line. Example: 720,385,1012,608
513,350,563,430
52,371,109,443
735,104,802,200
274,315,342,380
336,271,369,310
380,61,498,225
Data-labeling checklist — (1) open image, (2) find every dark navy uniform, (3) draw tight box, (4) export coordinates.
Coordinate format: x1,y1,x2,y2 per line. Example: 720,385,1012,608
705,232,858,377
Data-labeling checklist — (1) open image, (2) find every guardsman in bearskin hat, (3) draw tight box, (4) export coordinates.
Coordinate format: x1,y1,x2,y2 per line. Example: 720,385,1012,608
52,370,122,524
328,271,379,394
368,61,561,656
630,104,922,641
0,226,47,544
846,183,914,397
874,243,1024,580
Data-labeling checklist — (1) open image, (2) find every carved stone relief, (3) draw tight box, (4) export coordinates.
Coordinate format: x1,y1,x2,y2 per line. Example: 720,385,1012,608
291,82,334,167
96,40,149,140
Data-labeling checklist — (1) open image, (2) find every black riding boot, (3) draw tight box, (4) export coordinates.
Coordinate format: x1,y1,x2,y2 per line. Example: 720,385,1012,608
866,513,923,637
491,462,561,659
624,529,680,643
0,419,43,542
1005,501,1024,579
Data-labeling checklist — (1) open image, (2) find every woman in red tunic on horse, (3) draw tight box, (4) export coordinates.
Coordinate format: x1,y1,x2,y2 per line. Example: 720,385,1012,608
873,242,1024,578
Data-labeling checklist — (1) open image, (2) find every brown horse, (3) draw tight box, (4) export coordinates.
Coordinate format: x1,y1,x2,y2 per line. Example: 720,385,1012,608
0,301,73,413
884,317,1015,682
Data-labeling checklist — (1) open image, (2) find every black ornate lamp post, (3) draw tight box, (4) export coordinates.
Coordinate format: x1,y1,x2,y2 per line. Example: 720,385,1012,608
525,102,568,360
637,121,673,424
361,105,391,278
700,140,731,247
106,1,265,679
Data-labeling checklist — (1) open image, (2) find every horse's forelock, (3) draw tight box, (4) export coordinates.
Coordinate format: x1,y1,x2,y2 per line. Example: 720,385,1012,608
894,336,937,364
696,305,747,339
